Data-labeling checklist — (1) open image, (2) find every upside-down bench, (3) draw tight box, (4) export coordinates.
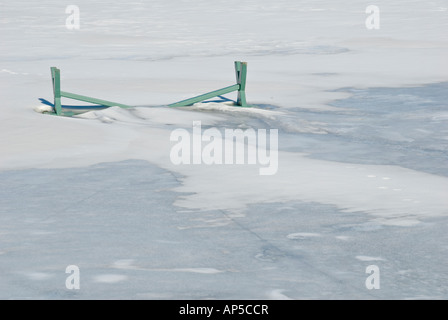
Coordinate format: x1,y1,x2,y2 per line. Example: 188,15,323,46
48,61,249,116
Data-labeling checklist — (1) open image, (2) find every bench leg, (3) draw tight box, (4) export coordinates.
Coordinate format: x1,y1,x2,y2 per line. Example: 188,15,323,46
51,67,62,115
235,61,248,107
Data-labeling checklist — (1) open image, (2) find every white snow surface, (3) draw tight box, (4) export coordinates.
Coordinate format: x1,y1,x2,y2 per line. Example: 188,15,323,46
1,0,447,300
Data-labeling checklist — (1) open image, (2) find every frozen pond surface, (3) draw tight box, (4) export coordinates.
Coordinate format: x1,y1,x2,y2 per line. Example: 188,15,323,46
280,82,448,176
1,82,447,300
1,159,447,300
1,0,447,300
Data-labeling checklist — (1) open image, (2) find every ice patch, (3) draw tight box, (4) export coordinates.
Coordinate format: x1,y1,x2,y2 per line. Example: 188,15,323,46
26,272,53,281
398,270,412,275
94,274,128,283
188,102,330,134
286,233,321,240
188,102,284,120
373,217,421,227
165,268,224,274
136,292,175,299
404,295,444,300
1,69,29,75
30,230,54,235
1,69,17,75
109,263,225,274
267,289,292,300
171,153,448,226
432,113,448,121
335,236,351,241
356,256,385,262
111,259,139,270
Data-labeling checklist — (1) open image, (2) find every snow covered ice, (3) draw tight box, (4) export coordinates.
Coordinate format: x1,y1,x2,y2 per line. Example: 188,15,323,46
0,0,447,299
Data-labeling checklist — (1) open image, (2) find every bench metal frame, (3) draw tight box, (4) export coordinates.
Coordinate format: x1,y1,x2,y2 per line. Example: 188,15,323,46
49,61,249,116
